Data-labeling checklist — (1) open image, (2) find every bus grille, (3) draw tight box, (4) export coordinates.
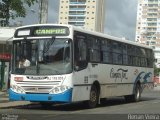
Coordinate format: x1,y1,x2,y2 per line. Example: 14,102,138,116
16,81,61,94
22,86,53,94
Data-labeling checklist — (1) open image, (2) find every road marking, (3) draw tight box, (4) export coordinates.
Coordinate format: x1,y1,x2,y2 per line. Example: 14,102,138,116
152,100,160,104
41,114,60,118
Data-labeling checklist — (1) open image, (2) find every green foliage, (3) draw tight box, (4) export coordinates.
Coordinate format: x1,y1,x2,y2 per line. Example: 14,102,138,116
0,0,38,26
154,65,160,76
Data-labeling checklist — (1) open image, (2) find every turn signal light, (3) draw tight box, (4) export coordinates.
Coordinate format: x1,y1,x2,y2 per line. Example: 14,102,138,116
14,77,23,82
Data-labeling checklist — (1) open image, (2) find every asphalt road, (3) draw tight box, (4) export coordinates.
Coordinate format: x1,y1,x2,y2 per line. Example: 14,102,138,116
0,87,160,120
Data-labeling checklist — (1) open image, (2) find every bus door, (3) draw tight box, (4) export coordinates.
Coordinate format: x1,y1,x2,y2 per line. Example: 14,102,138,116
74,33,88,78
73,33,90,101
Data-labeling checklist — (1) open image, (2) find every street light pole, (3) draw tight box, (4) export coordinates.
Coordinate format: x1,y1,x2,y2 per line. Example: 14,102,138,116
39,0,48,24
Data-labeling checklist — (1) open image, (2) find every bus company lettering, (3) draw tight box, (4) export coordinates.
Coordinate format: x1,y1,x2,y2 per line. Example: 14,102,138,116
110,68,128,82
27,76,48,80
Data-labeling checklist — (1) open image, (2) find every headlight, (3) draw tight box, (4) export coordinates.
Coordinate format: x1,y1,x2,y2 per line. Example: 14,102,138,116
49,85,70,94
11,85,25,94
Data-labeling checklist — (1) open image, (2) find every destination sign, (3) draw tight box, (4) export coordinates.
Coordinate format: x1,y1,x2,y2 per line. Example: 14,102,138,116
15,26,69,37
34,28,67,35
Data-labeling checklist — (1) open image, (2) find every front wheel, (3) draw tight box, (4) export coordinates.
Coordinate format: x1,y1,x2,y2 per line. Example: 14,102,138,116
85,85,99,108
40,102,53,108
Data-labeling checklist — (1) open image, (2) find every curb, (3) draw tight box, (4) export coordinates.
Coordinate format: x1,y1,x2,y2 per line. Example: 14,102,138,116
0,92,6,97
0,91,8,97
0,91,31,108
0,101,31,108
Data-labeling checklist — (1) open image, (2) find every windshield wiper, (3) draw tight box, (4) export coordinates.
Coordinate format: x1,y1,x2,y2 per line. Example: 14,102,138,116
43,36,55,53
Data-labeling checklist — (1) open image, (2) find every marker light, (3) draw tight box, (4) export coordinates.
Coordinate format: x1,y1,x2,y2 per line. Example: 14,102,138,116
14,77,23,82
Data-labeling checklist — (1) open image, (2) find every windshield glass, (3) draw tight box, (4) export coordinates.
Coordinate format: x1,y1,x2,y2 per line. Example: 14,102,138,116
12,38,72,75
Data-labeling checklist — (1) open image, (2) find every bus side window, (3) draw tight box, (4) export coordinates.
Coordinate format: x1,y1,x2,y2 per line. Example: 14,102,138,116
74,34,88,71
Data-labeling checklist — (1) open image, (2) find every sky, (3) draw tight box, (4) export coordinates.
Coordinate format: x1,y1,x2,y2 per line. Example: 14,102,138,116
12,0,138,41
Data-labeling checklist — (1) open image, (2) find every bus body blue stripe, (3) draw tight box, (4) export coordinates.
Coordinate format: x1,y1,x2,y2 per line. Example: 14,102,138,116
133,72,152,93
9,89,72,103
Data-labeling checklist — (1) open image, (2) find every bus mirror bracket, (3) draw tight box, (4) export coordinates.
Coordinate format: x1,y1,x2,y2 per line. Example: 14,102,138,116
6,37,13,50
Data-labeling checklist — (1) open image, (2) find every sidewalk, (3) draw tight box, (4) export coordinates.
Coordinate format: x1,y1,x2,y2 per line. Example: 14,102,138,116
0,90,8,97
0,101,31,108
0,90,31,108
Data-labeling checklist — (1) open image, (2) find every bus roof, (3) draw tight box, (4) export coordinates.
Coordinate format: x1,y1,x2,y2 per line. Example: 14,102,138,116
72,26,152,50
15,24,152,50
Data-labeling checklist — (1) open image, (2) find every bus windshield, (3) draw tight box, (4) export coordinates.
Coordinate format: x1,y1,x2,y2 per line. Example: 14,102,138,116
12,38,72,75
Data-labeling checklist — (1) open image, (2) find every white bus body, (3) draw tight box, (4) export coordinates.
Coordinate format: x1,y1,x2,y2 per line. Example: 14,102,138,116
9,24,154,108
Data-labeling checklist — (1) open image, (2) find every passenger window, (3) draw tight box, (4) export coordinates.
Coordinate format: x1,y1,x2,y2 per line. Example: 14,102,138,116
88,36,101,62
112,42,122,64
101,40,112,63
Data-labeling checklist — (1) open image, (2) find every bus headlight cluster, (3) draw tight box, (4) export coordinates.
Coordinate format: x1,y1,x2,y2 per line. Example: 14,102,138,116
49,86,70,94
11,85,25,94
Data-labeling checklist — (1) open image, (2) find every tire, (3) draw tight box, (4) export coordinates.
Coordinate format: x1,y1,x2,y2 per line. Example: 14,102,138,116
85,85,99,108
125,84,141,102
100,98,107,105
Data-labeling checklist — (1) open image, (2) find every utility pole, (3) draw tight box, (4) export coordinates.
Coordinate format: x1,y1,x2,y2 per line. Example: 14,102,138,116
39,0,48,24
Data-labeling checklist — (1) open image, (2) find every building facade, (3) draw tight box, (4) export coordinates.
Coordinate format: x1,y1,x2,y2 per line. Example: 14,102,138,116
0,27,15,90
136,0,160,64
136,0,160,48
58,0,105,33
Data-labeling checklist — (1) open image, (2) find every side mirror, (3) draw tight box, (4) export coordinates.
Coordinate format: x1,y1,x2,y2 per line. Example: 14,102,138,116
74,65,79,71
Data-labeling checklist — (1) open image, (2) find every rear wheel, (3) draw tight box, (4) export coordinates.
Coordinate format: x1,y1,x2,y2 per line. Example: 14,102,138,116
85,85,99,108
125,84,141,102
134,84,141,102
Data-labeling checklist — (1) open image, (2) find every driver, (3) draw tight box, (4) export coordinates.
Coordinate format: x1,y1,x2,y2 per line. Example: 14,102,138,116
19,56,31,68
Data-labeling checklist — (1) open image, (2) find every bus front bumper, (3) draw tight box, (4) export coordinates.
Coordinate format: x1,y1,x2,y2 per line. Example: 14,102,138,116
9,89,72,103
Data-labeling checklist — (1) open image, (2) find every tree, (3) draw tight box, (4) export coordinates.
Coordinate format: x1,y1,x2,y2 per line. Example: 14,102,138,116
0,0,38,26
154,64,160,76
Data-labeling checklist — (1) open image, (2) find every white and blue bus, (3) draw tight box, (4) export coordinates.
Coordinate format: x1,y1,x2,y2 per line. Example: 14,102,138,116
9,24,154,108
